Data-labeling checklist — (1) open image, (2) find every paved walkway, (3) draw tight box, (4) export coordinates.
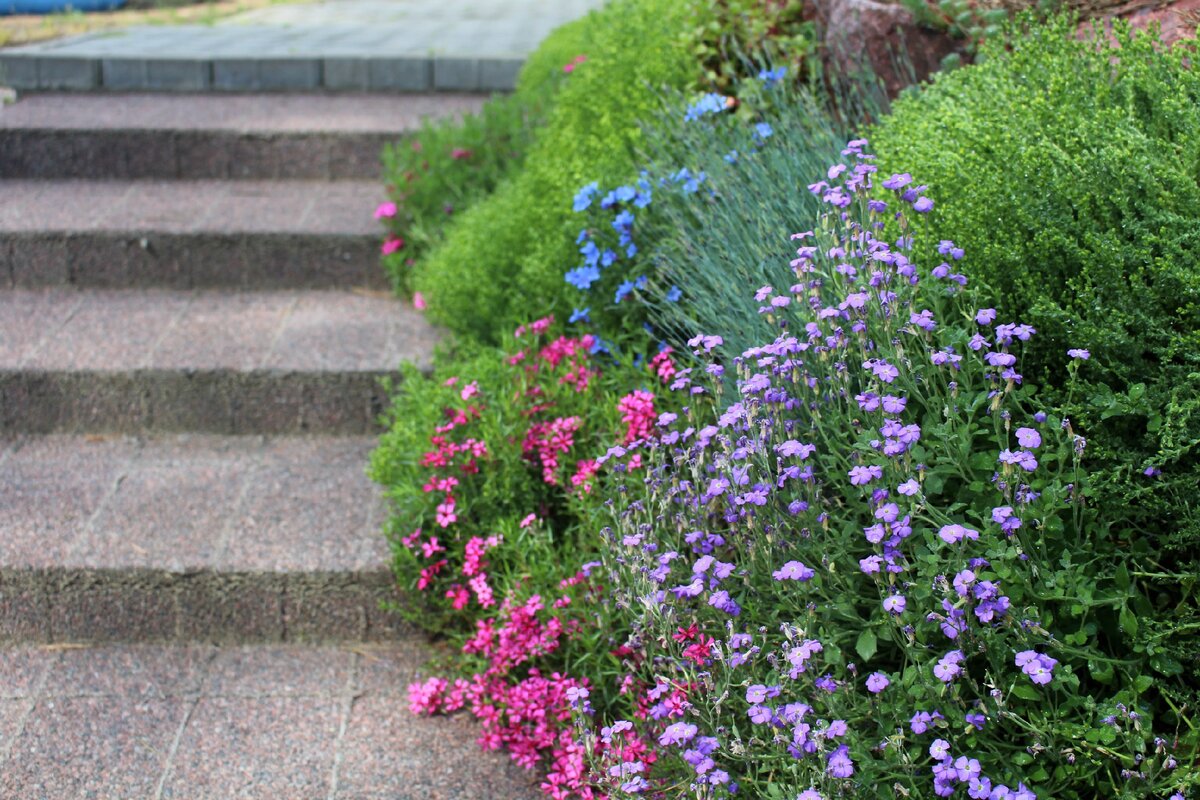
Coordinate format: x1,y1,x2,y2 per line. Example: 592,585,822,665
0,90,543,796
0,0,603,92
0,643,540,799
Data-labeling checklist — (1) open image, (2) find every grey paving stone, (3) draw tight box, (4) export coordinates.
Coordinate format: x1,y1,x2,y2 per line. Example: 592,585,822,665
146,59,211,91
325,58,369,91
0,55,39,90
101,58,148,90
161,695,340,799
212,59,259,91
1,696,184,798
258,58,322,90
368,58,431,91
37,57,99,90
432,57,479,91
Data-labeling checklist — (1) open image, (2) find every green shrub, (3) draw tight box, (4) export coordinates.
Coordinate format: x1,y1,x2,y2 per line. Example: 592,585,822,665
411,0,700,342
377,15,592,289
871,16,1200,703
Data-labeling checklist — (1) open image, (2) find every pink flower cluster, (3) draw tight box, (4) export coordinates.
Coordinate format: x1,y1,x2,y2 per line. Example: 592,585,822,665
616,390,656,444
524,416,583,484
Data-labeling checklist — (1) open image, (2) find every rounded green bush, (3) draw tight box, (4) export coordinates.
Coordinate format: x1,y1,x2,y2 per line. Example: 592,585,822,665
412,0,700,342
871,16,1200,696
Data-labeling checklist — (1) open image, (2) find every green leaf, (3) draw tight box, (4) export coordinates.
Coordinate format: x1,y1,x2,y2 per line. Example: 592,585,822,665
1012,684,1040,701
856,629,878,662
1114,562,1130,590
1119,605,1139,637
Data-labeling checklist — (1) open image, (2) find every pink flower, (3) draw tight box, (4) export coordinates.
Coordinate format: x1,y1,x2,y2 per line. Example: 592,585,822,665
374,201,397,219
381,234,405,255
519,513,537,528
450,147,472,160
460,381,479,401
413,292,427,311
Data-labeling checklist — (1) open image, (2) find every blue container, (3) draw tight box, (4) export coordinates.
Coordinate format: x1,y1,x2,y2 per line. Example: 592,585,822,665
2,0,126,14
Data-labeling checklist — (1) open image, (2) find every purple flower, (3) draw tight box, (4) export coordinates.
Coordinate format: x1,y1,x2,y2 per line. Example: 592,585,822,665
1067,348,1090,360
881,395,908,414
773,561,815,581
882,594,907,615
929,738,951,759
1015,427,1042,449
975,308,996,325
849,465,884,485
965,712,986,730
777,440,817,459
748,704,773,724
797,790,824,800
859,555,883,574
882,173,912,190
866,672,890,693
898,478,921,496
826,744,854,778
658,722,698,746
938,524,980,545
1015,650,1058,685
934,650,965,683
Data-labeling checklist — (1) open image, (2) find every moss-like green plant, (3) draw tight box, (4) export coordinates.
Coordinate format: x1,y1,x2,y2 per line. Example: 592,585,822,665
411,0,700,342
871,15,1200,704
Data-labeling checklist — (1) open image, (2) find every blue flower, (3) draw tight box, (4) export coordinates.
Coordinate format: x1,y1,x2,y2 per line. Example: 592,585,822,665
580,240,600,266
572,182,598,212
600,189,620,209
615,280,637,303
601,249,617,268
754,122,774,141
635,275,648,289
613,210,635,232
575,228,589,244
626,243,638,258
565,265,600,291
569,307,591,324
614,185,636,203
589,337,610,355
665,285,682,303
758,66,787,87
684,93,728,121
724,150,739,164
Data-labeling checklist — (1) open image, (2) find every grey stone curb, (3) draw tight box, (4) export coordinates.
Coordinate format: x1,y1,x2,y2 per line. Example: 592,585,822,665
1,231,386,290
0,567,410,644
0,54,522,92
0,128,396,180
0,368,395,435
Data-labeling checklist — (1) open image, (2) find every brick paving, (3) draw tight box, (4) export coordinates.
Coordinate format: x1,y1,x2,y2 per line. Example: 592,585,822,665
0,0,603,92
0,643,541,799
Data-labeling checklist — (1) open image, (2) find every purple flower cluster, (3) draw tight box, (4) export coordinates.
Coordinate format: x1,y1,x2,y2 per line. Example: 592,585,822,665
584,141,1185,800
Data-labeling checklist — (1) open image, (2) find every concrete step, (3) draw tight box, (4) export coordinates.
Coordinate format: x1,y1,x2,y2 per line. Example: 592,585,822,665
0,642,540,798
0,93,486,180
0,435,409,644
0,289,435,435
0,179,389,289
0,0,602,93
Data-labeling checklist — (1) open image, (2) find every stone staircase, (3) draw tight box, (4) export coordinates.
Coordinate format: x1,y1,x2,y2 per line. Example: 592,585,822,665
0,93,539,798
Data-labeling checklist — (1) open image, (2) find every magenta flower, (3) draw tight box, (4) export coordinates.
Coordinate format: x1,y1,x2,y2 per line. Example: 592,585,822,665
374,201,397,219
381,234,405,255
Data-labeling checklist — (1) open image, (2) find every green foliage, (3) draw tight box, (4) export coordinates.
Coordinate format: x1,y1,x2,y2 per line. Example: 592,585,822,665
377,14,591,289
687,0,816,95
897,0,1010,54
870,15,1200,702
411,0,700,342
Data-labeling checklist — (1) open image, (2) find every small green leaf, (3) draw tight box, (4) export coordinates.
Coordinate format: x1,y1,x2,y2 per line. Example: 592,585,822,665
1120,605,1139,637
856,629,878,662
1114,562,1130,590
1012,684,1040,701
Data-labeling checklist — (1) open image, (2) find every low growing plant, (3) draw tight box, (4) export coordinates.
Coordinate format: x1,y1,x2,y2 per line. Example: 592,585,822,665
581,144,1196,799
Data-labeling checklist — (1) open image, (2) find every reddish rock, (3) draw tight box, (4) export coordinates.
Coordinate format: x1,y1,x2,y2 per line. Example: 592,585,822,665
816,0,965,96
1090,0,1200,46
